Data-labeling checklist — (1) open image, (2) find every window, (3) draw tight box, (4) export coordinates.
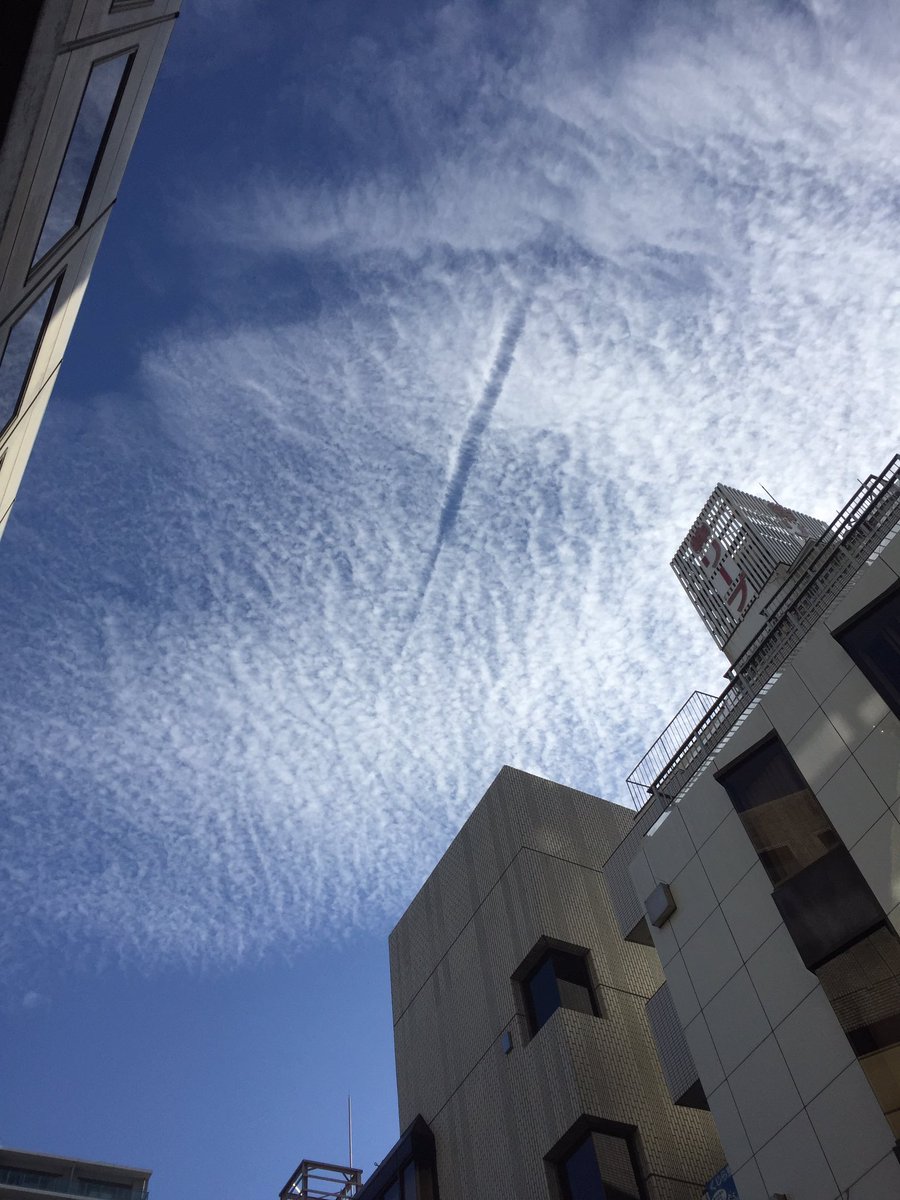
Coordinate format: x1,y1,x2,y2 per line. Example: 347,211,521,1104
401,1161,416,1200
77,1179,132,1200
377,1159,416,1200
0,1166,65,1191
718,737,900,1135
0,278,58,435
717,736,836,886
718,737,883,969
520,945,599,1036
757,844,800,885
817,924,900,1136
0,4,43,142
836,584,900,719
32,51,133,266
352,1117,434,1200
556,1130,644,1200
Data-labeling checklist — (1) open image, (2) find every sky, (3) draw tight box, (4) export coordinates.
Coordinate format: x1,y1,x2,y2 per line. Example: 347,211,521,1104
2,0,900,1196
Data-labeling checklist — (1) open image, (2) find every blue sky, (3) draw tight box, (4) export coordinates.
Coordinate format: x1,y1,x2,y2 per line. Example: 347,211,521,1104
2,1,900,1196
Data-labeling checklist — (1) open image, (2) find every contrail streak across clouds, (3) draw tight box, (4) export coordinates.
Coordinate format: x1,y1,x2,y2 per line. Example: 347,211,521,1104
410,293,530,624
4,0,900,982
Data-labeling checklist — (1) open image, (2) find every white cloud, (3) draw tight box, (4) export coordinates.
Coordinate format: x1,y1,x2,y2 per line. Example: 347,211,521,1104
2,0,899,979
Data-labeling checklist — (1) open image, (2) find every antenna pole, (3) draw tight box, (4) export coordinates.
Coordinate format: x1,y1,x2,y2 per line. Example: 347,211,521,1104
348,1095,353,1169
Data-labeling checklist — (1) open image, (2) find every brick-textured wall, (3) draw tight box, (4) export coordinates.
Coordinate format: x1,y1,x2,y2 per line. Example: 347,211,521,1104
390,767,723,1200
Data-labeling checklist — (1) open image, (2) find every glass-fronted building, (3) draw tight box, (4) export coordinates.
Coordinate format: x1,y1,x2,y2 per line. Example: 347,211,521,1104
0,0,179,540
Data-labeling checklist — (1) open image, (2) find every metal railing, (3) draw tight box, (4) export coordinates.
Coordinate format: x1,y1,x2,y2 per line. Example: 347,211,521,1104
625,691,717,809
633,455,900,814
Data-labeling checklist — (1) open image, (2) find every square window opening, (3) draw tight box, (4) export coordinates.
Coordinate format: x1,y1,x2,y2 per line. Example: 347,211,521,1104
515,941,600,1037
835,582,900,720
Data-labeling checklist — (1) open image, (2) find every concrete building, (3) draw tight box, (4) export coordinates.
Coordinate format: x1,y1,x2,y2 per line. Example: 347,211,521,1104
386,767,726,1200
606,456,900,1200
0,0,179,540
338,457,899,1200
0,1147,150,1200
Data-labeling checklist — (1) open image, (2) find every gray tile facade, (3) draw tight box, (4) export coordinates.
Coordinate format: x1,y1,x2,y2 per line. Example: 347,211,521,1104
390,767,724,1200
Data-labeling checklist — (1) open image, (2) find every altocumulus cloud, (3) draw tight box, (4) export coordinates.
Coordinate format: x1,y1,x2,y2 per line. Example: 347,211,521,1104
2,0,900,978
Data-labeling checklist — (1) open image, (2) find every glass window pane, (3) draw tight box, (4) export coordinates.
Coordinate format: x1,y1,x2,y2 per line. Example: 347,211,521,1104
524,950,599,1034
817,925,900,1136
401,1161,417,1200
0,1167,65,1190
383,1180,400,1200
526,955,561,1033
718,738,837,886
560,1136,606,1200
0,280,56,433
78,1179,131,1199
33,52,131,264
771,844,884,969
838,588,900,719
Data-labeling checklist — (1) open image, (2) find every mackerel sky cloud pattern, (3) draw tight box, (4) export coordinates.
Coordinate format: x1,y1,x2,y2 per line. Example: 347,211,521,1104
2,0,899,982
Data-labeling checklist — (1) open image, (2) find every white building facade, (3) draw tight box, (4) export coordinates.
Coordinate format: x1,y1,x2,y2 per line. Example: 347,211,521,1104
0,0,179,540
609,457,900,1200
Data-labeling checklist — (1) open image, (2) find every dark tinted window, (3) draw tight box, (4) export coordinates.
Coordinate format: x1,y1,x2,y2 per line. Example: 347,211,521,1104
33,52,132,264
526,955,561,1032
559,1132,642,1200
560,1136,605,1200
77,1179,132,1200
401,1161,416,1200
0,1167,65,1190
718,737,837,887
0,1,42,144
524,949,598,1035
837,586,900,718
0,279,56,433
817,924,900,1136
719,736,883,969
771,845,884,970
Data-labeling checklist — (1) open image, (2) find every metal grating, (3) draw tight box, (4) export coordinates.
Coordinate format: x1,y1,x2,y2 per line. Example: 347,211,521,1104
637,456,900,815
672,485,826,650
719,484,827,558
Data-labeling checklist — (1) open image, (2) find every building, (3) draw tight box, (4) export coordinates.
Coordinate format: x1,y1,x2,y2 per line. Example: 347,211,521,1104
0,0,179,540
0,1147,150,1200
277,1123,436,1200
385,766,726,1200
318,457,899,1200
606,456,900,1200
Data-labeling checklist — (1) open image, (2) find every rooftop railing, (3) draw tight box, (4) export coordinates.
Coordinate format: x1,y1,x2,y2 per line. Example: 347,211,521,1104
625,691,717,809
633,455,900,814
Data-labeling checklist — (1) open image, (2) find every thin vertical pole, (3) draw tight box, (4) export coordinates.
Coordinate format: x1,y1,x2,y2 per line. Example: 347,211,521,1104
348,1094,353,1168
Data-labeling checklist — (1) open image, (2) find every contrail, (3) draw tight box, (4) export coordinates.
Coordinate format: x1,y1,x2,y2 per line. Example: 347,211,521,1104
407,294,531,633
